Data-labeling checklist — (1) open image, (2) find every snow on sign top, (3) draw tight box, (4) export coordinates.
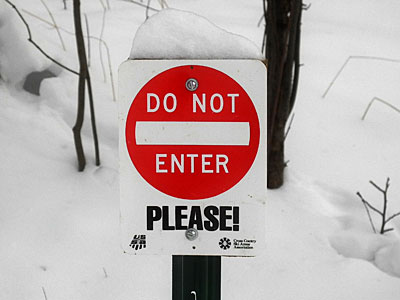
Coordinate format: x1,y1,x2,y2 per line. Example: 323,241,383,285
129,9,263,60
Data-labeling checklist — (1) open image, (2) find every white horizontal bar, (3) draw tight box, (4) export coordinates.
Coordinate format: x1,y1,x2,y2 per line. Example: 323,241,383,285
135,121,250,146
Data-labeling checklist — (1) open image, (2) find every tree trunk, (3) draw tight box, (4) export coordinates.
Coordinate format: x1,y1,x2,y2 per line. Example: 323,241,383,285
72,0,87,171
265,0,302,188
72,0,100,171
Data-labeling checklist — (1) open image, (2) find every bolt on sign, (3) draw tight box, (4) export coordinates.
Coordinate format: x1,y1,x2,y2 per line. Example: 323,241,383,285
119,60,266,256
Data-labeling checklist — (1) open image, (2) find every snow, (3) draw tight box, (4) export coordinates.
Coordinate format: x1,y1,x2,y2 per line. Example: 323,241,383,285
375,241,400,277
330,228,400,275
0,1,46,85
129,9,263,60
1,0,400,299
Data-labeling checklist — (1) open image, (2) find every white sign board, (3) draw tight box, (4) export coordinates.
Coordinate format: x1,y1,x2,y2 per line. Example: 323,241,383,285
119,60,266,256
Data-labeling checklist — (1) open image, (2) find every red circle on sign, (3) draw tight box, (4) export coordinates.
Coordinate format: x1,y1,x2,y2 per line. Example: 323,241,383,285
126,65,260,200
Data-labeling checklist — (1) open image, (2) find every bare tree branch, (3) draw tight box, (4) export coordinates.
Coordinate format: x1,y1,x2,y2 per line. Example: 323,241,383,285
20,9,116,101
381,178,390,233
5,0,79,75
386,212,400,224
40,0,66,50
383,228,394,234
369,179,387,194
357,192,383,216
358,177,400,234
359,195,377,234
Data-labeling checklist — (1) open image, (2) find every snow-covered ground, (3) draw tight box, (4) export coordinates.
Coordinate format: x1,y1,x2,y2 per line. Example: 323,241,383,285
0,0,399,299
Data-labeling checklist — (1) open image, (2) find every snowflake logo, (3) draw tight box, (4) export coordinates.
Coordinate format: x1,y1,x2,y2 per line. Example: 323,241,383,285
219,237,231,250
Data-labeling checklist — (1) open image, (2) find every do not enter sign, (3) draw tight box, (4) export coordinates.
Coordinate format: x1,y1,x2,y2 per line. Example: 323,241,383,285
119,60,266,256
125,65,260,200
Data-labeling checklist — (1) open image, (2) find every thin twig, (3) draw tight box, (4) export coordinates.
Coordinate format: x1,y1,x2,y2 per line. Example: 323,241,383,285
360,197,377,233
118,0,160,12
98,0,106,9
21,10,115,101
39,0,66,50
361,97,400,120
288,1,303,115
98,0,107,82
104,42,116,101
322,56,400,98
262,0,267,56
284,113,295,141
103,267,108,278
89,35,115,101
158,0,168,9
146,0,151,19
41,287,48,300
261,25,267,55
22,8,54,26
257,13,265,27
386,212,400,224
86,70,100,166
356,192,383,216
380,178,389,234
5,0,78,75
369,179,387,194
84,14,91,67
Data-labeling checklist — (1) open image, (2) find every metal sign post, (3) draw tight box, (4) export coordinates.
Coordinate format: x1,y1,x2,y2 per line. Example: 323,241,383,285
172,256,221,300
119,60,266,299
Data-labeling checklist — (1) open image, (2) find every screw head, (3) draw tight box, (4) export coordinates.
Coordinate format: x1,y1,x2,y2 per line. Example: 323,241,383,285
185,228,198,241
185,78,198,91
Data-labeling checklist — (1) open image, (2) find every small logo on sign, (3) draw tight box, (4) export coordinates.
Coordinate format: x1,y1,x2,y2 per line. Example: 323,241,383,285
219,237,231,250
130,235,146,250
233,238,256,250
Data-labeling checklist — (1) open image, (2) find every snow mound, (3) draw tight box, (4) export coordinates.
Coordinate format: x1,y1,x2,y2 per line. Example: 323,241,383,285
130,9,263,60
329,229,393,261
375,241,400,277
330,228,400,277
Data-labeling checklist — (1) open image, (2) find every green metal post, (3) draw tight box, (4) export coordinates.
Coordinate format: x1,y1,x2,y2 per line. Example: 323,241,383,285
172,255,221,300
